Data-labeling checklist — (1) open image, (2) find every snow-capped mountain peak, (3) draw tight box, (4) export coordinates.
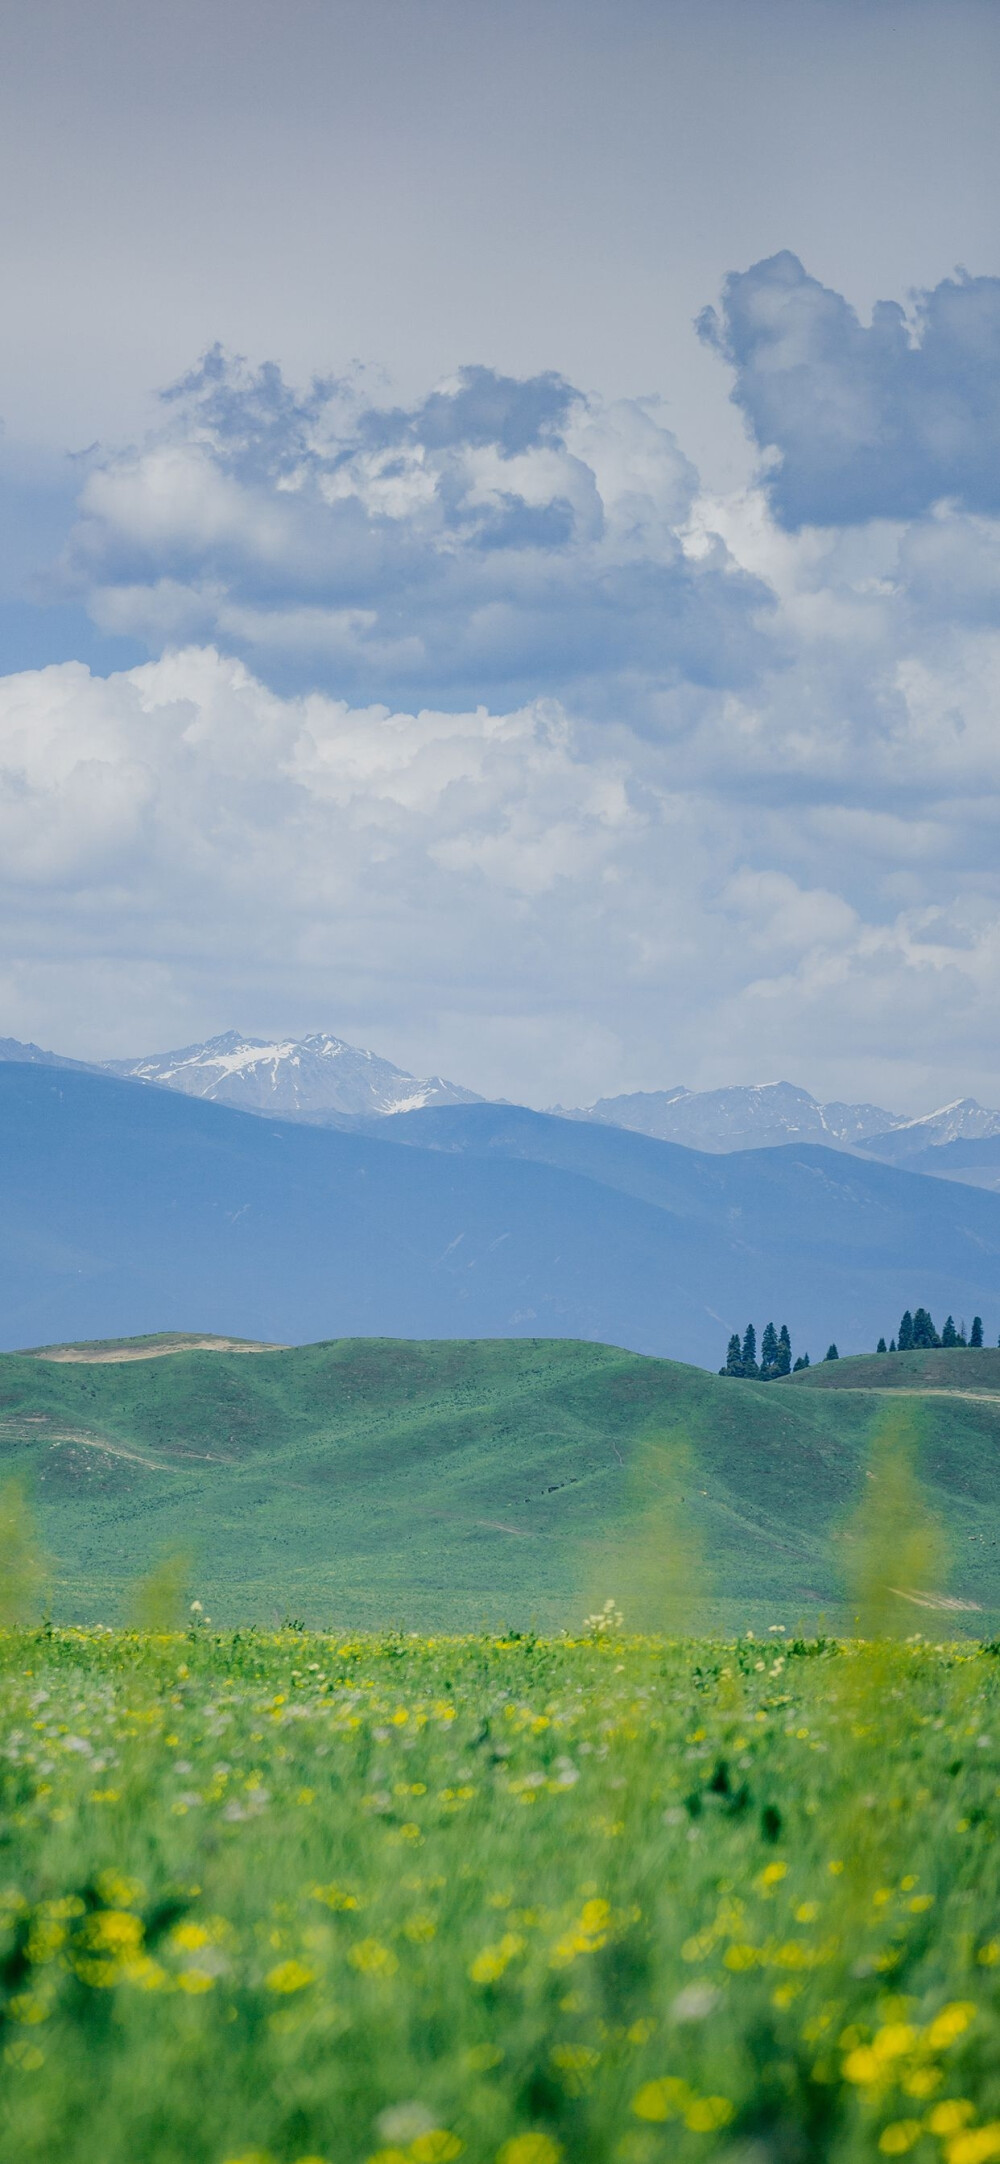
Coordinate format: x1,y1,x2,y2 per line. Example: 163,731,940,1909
570,1080,898,1153
891,1097,1000,1141
103,1030,482,1121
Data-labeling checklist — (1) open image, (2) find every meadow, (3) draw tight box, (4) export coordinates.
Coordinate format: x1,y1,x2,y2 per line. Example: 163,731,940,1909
3,1337,1000,1632
2,1625,1000,2164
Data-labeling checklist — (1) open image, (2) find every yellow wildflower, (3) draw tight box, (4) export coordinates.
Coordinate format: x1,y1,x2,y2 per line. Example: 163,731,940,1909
495,2139,562,2164
348,1940,399,1978
929,2104,976,2135
947,2130,1000,2164
172,1922,211,1952
409,2136,462,2163
843,2049,883,2086
685,2098,734,2133
632,2078,693,2122
470,1933,524,1984
265,1960,316,1993
878,2124,921,2155
926,2004,977,2051
87,1911,144,1953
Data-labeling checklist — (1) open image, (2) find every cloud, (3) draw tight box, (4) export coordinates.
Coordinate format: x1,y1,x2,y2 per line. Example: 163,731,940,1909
698,252,1000,527
2,589,1000,1115
5,296,1000,1111
53,352,768,722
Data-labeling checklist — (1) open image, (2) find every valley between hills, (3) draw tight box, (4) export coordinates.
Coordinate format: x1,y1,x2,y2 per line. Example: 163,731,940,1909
3,1334,998,1635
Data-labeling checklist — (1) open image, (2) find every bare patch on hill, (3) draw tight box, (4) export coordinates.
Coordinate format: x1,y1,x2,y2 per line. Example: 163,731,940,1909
23,1334,285,1364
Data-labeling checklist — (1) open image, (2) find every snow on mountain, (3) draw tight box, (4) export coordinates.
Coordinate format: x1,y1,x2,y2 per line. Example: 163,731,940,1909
857,1098,1000,1162
103,1031,483,1120
568,1081,899,1153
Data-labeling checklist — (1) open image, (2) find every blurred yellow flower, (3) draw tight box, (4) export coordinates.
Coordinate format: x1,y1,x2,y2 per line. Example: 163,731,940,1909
348,1940,399,1978
946,2130,1000,2164
878,2124,921,2154
265,1961,316,1993
685,2098,734,2133
496,2139,562,2164
927,2004,977,2051
632,2078,692,2122
470,1933,524,1984
409,2135,462,2162
929,2104,976,2135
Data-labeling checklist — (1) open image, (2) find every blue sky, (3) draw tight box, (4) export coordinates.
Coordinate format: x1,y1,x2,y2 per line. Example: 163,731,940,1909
1,0,999,1111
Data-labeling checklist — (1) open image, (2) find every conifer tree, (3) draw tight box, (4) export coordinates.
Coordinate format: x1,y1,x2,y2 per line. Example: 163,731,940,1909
971,1316,984,1347
792,1352,811,1371
912,1307,939,1348
942,1315,959,1347
825,1343,839,1361
759,1322,779,1379
776,1324,791,1376
876,1337,887,1354
740,1324,758,1379
898,1310,914,1351
889,1338,896,1352
722,1332,742,1376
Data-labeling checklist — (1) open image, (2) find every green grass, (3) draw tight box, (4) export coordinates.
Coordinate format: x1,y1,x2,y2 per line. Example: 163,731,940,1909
791,1348,1000,1394
2,1338,1000,1631
2,1628,1000,2164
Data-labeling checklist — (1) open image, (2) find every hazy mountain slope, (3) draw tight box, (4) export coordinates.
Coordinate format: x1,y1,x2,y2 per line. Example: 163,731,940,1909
0,1035,99,1074
360,1101,1000,1345
8,1068,1000,1364
104,1029,481,1118
859,1103,1000,1166
0,1064,715,1358
3,1337,998,1630
886,1137,1000,1194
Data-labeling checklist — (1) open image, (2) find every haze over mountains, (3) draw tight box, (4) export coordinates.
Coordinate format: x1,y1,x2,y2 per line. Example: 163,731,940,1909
6,1028,1000,1154
4,1028,1000,1186
6,1062,1000,1365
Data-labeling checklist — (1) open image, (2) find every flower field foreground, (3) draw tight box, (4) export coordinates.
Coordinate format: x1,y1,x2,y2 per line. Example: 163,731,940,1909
2,1632,1000,2164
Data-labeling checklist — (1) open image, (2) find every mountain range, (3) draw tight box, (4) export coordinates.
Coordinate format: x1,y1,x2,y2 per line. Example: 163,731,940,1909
5,1062,1000,1364
573,1080,1000,1167
4,1028,1000,1176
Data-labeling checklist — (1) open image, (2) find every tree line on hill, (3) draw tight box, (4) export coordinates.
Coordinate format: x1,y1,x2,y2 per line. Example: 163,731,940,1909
721,1307,992,1379
876,1307,985,1352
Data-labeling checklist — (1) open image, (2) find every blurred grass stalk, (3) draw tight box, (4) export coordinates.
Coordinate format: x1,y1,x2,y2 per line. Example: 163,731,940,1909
0,1478,47,1625
843,1404,950,1640
126,1550,191,1632
584,1428,708,1636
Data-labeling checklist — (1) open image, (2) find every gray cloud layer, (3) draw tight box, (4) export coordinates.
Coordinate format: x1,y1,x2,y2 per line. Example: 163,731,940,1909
699,252,1000,527
57,351,767,723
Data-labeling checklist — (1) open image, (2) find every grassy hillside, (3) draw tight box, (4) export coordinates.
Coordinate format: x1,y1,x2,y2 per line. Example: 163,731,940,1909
2,1336,999,1632
788,1346,1000,1391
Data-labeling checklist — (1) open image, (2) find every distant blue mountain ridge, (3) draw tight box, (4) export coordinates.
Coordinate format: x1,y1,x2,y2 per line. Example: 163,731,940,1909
3,1061,1000,1365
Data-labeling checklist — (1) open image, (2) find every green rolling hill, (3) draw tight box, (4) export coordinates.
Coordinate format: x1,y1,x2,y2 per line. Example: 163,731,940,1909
1,1337,998,1633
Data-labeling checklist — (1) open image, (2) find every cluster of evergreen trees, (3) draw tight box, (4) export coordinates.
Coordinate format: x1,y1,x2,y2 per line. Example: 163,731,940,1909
875,1308,985,1353
721,1322,802,1380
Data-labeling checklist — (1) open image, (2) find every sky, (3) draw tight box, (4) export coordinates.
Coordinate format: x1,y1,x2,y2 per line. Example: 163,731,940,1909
1,0,999,1112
